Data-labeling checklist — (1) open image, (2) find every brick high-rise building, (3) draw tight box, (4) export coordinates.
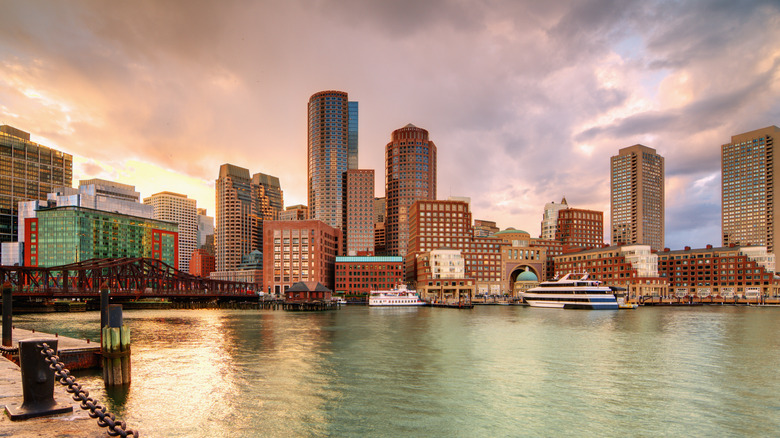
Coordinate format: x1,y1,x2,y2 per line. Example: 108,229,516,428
263,220,342,294
144,192,198,272
344,169,374,255
386,124,437,257
610,145,664,251
307,90,358,230
721,126,780,257
555,208,604,249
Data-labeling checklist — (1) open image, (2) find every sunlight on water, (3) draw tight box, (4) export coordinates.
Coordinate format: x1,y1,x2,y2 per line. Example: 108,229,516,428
13,306,780,437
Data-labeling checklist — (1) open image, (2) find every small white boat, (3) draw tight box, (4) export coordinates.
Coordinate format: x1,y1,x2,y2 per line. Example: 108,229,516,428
368,285,426,306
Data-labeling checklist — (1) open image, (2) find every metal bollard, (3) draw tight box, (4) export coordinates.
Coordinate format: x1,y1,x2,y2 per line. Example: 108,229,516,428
2,281,11,347
4,339,73,420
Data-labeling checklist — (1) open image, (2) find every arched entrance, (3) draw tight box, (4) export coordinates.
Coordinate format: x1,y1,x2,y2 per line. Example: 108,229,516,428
508,265,540,297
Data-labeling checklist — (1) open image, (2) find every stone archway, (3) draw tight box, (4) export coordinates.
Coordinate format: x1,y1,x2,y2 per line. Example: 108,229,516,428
508,265,540,296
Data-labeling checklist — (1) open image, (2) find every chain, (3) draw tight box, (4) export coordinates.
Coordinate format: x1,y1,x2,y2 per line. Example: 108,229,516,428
38,342,139,437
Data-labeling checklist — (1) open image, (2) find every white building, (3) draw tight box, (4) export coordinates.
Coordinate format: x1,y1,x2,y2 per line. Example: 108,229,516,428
430,248,465,279
541,197,568,240
144,192,198,273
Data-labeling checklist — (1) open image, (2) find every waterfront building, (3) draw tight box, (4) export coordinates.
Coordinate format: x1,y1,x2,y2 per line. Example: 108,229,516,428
406,199,506,298
530,238,565,281
540,197,568,240
307,90,357,230
610,145,665,251
721,126,780,258
554,245,668,300
474,219,499,237
25,206,178,267
334,255,403,300
263,220,342,294
555,207,604,249
189,248,215,278
657,244,777,297
386,124,437,257
492,228,548,297
210,250,262,289
216,164,282,272
413,248,475,302
345,169,374,255
197,208,214,251
0,125,72,255
279,204,308,221
144,192,197,272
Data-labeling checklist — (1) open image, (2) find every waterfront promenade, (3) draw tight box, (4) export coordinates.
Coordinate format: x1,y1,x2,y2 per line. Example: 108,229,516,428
1,352,103,437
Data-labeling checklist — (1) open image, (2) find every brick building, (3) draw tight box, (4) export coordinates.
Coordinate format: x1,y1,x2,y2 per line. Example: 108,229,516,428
334,255,403,301
555,208,604,249
189,248,215,278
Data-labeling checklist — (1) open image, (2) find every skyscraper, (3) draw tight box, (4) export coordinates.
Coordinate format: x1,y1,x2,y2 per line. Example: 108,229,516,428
216,164,283,272
385,124,437,257
144,192,198,272
216,164,253,272
0,125,72,251
307,90,358,230
344,169,374,255
610,144,664,251
722,126,780,256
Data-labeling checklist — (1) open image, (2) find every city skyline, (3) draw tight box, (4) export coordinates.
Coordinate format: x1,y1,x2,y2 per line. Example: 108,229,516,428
1,1,779,249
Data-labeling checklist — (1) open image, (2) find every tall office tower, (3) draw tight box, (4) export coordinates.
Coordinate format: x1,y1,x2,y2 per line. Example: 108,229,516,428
345,169,375,255
610,145,665,251
555,207,604,248
307,90,358,229
143,192,198,272
0,125,72,249
348,101,359,170
385,124,437,257
216,164,253,271
540,197,568,239
197,208,215,252
252,172,284,252
722,126,780,256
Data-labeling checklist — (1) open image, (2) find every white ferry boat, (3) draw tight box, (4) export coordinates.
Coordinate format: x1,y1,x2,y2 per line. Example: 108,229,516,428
519,273,623,310
368,285,427,306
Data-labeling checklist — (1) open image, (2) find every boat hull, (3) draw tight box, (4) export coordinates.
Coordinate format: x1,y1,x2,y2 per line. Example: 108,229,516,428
521,294,619,310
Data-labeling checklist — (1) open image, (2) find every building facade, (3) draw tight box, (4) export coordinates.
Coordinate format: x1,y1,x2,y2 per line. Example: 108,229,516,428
540,197,568,240
334,255,403,300
555,207,604,249
386,124,437,257
721,126,780,257
263,220,342,294
307,90,357,230
657,245,777,297
215,164,282,272
554,245,667,300
474,219,500,237
344,169,375,255
189,248,216,278
144,192,198,273
279,204,308,221
25,206,178,268
197,208,214,251
610,145,665,251
1,125,72,253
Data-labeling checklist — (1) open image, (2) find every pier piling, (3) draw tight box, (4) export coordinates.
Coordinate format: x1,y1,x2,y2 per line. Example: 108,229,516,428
2,281,11,347
102,304,131,387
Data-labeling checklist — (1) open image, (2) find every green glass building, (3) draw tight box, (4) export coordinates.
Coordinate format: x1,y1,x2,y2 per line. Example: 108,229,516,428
26,206,178,267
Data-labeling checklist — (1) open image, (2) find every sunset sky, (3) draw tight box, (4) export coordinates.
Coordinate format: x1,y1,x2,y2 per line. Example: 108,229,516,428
1,0,779,249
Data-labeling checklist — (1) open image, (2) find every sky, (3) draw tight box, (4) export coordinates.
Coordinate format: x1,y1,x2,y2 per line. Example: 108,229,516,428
1,0,779,249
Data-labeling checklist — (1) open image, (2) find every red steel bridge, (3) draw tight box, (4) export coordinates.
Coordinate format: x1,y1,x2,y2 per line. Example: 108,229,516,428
0,257,259,300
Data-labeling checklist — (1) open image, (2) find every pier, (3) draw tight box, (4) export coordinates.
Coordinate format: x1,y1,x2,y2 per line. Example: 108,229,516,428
1,327,100,370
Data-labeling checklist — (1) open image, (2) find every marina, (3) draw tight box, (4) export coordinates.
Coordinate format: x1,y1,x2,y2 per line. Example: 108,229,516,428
3,306,780,437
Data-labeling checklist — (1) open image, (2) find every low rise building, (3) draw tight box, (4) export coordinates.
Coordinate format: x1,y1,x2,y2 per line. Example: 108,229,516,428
657,245,778,297
554,245,667,300
413,248,475,302
190,248,215,278
334,255,403,301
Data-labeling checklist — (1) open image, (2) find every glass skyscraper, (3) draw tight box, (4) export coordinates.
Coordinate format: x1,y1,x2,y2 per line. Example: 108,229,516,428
307,90,358,230
0,125,72,253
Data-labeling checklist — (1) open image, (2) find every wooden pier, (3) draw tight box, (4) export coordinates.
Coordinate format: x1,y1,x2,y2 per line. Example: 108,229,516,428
0,327,100,370
282,300,340,311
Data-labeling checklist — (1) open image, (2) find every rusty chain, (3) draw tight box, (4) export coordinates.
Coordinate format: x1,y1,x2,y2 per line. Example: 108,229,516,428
38,342,139,438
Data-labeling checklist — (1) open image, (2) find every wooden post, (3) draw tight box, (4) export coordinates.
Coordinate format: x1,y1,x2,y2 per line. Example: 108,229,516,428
102,304,131,386
2,281,11,347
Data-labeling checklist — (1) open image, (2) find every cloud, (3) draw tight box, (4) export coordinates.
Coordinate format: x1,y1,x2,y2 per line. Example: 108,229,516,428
1,0,779,249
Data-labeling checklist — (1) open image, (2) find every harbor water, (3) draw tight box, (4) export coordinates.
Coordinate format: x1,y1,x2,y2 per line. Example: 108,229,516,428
13,305,780,437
